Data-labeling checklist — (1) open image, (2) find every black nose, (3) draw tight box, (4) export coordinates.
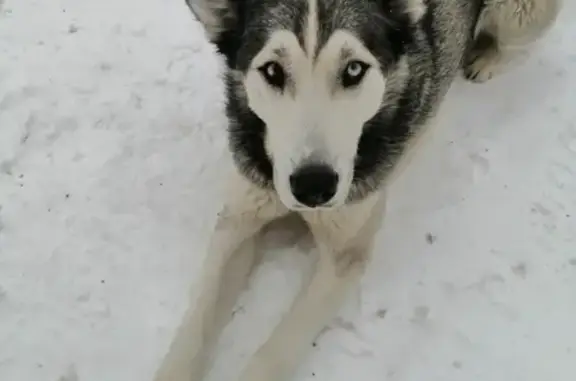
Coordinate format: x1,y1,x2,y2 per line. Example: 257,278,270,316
289,164,338,207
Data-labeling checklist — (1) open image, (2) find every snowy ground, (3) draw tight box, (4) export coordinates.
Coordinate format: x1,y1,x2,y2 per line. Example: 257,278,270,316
1,1,575,380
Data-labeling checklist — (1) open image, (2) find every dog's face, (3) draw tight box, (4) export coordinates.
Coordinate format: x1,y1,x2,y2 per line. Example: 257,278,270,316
187,0,427,210
244,26,388,210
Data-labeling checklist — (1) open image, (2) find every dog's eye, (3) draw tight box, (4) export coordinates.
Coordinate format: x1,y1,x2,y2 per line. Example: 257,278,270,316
341,60,370,88
258,61,286,89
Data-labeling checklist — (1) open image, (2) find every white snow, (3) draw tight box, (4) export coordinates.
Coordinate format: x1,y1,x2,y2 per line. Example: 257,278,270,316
0,1,575,380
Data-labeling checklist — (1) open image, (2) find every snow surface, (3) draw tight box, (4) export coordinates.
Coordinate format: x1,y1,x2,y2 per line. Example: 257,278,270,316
1,1,575,380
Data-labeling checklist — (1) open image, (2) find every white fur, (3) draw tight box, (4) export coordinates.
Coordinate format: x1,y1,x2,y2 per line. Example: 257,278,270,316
154,169,385,381
244,27,386,210
153,170,290,381
405,0,427,23
154,1,561,380
239,193,386,381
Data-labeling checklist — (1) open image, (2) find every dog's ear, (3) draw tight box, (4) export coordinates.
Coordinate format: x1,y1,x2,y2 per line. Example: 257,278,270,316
185,0,238,41
185,0,245,62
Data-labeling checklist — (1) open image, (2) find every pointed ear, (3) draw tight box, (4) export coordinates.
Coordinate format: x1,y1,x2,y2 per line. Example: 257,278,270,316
185,0,244,63
185,0,237,40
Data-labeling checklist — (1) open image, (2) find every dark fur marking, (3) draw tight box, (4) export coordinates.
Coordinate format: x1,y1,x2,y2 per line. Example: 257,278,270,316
419,0,439,78
211,0,246,68
225,74,274,188
350,1,432,200
315,0,414,65
211,0,310,69
352,71,427,200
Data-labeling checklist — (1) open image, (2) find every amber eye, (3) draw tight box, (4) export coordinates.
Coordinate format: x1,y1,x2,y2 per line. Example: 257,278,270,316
258,61,286,89
341,60,370,88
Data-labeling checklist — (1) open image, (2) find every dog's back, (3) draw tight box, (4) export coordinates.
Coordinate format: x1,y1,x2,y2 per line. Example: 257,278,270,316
401,0,482,118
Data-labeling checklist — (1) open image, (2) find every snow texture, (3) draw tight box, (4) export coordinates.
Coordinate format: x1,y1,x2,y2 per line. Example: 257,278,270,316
0,1,575,381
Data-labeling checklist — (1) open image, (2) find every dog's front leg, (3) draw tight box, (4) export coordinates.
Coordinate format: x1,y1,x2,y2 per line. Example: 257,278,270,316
239,194,386,381
154,175,287,381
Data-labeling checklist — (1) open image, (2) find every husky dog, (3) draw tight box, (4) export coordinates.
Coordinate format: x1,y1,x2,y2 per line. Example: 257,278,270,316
155,0,560,380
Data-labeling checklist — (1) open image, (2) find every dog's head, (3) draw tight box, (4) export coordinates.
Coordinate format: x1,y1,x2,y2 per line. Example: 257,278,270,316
186,0,427,210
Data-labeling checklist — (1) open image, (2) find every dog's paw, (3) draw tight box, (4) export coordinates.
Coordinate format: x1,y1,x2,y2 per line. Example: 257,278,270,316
463,52,500,83
463,32,501,83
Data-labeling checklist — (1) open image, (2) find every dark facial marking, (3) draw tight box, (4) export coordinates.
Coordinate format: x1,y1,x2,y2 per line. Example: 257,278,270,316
315,0,415,67
214,0,311,70
352,72,427,188
350,1,434,200
225,73,274,188
218,0,435,201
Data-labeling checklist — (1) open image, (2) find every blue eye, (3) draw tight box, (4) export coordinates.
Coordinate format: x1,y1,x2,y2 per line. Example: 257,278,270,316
341,60,370,88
